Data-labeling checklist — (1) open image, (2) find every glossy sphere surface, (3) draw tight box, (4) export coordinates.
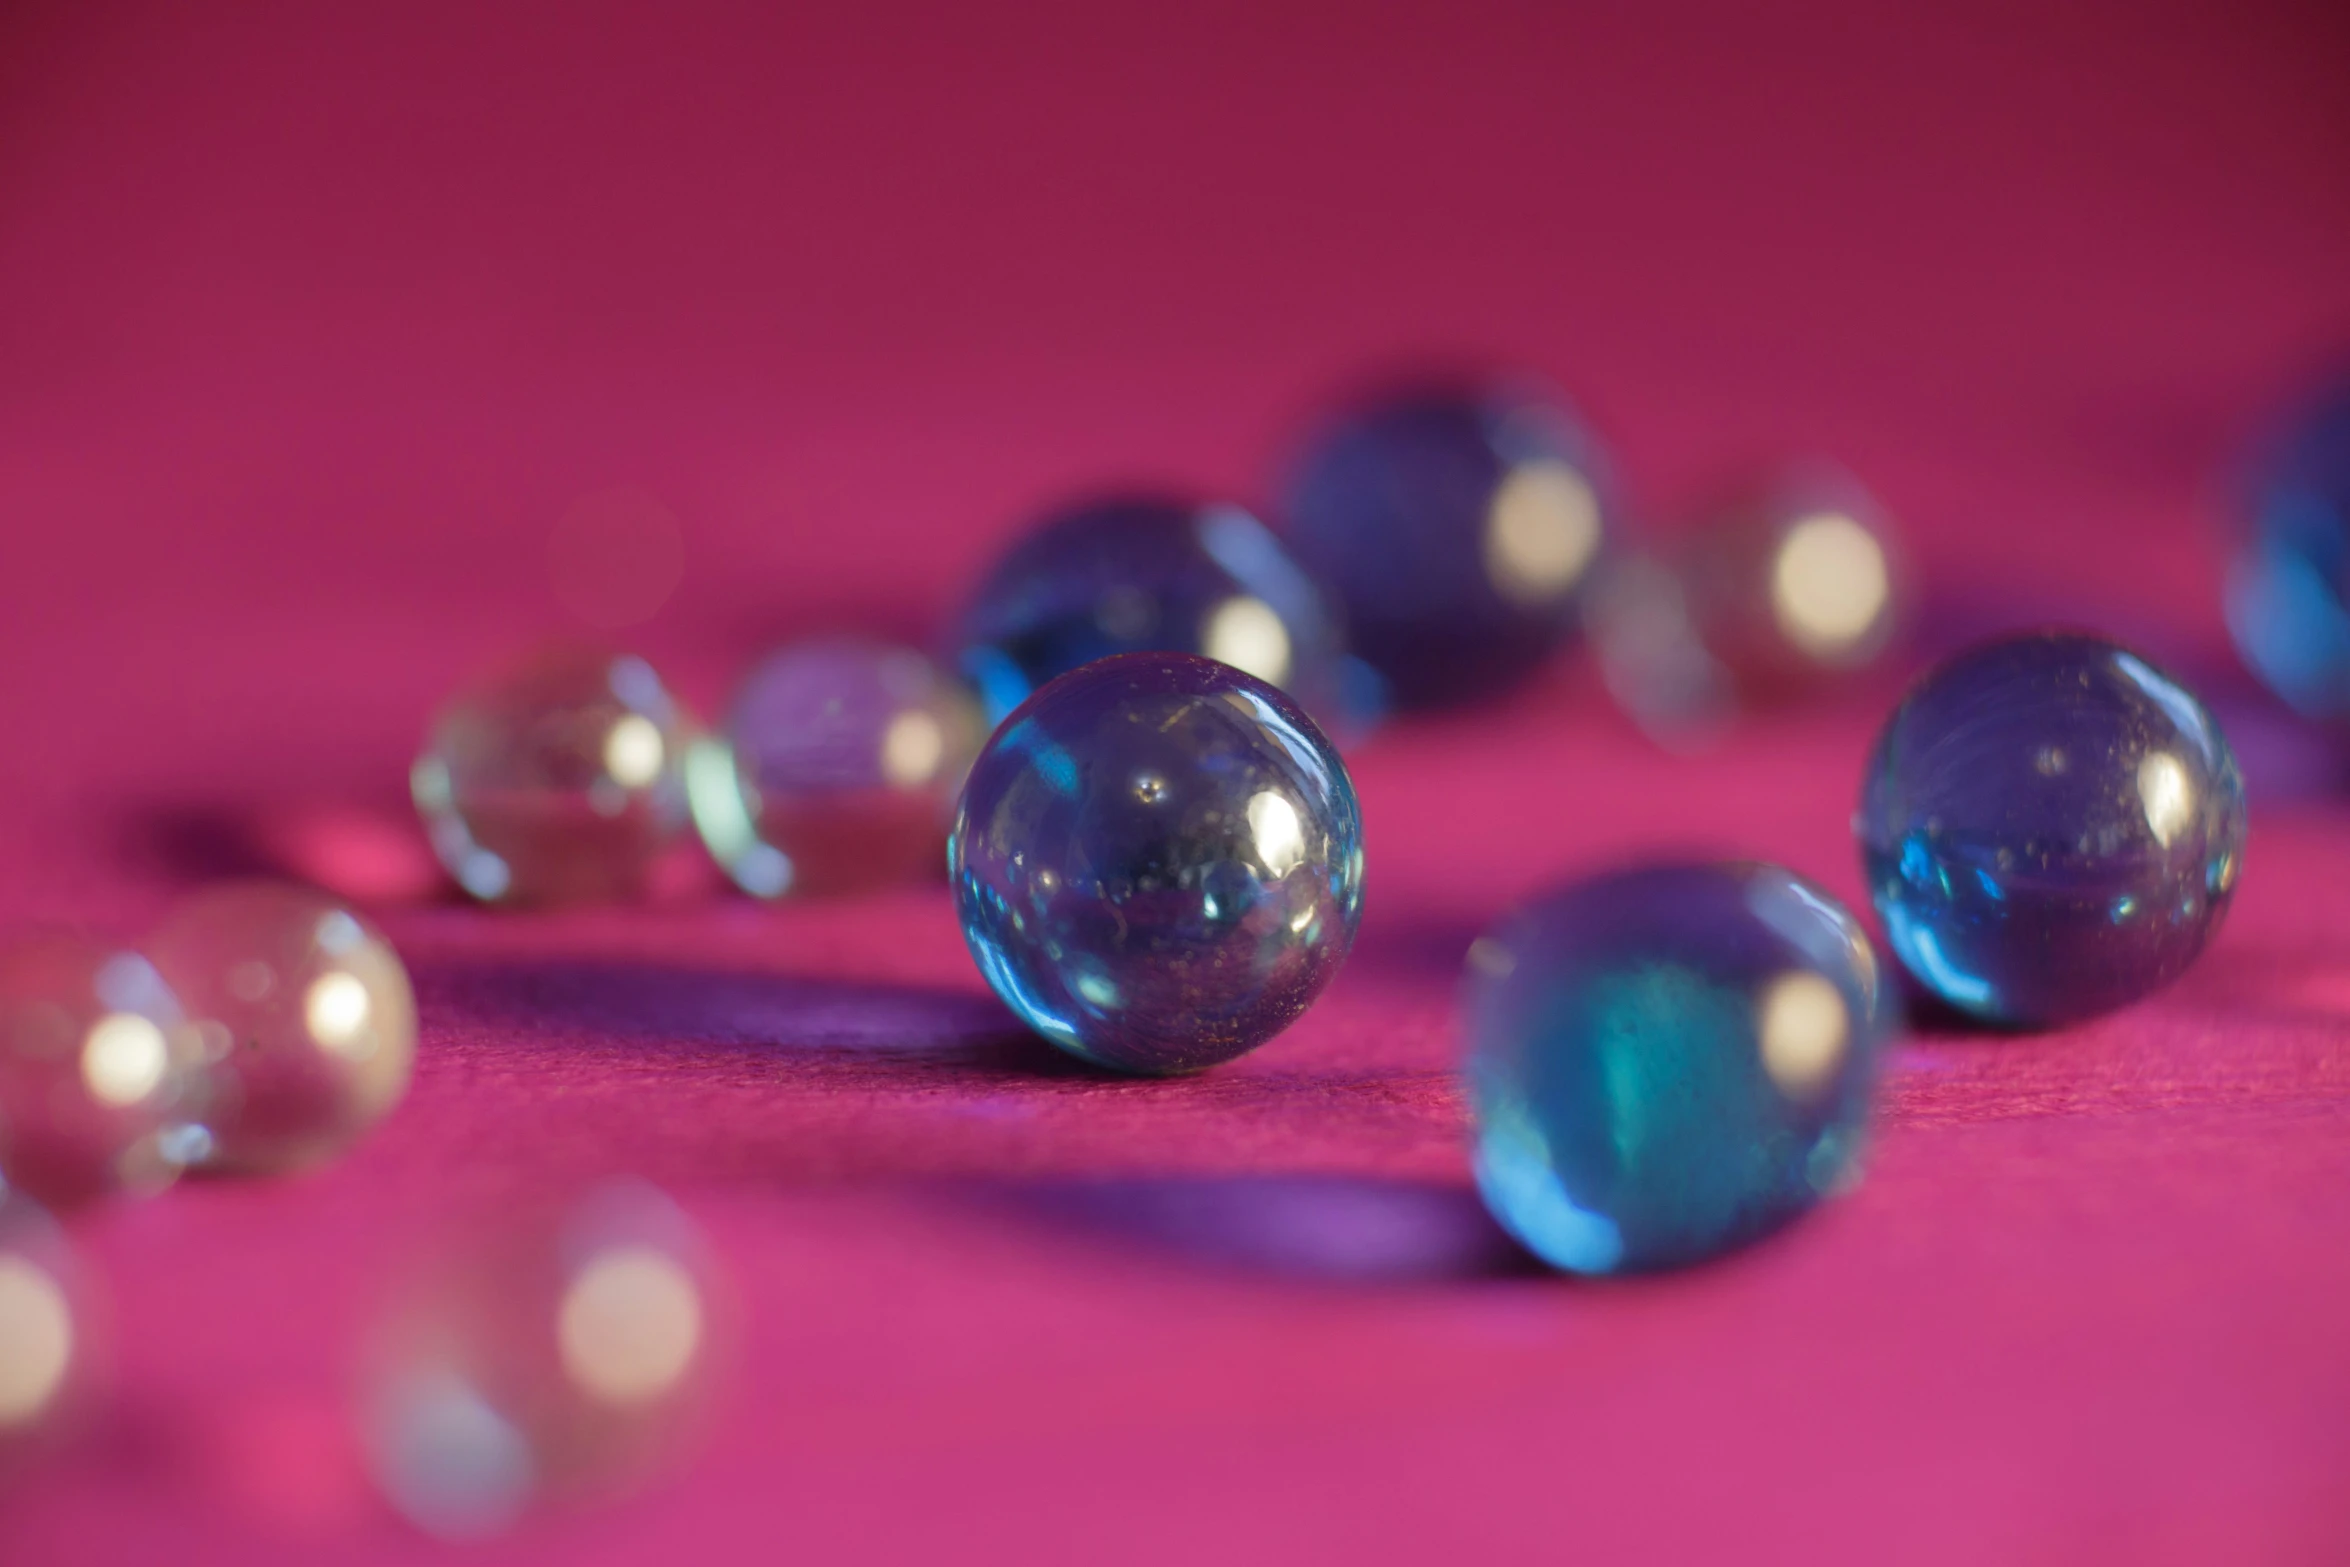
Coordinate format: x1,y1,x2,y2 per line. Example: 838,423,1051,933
0,937,197,1206
1859,632,2247,1026
687,639,981,897
2226,375,2350,717
1465,863,1886,1275
955,494,1354,731
413,646,695,905
147,882,417,1173
1283,381,1615,709
952,653,1364,1074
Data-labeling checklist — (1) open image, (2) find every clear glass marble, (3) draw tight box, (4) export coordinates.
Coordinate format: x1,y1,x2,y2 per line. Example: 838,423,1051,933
2226,374,2350,717
1859,632,2247,1026
0,937,199,1207
0,1193,97,1465
951,652,1365,1074
412,645,696,905
1465,862,1886,1275
147,882,416,1173
1281,379,1616,709
953,494,1361,734
686,639,982,898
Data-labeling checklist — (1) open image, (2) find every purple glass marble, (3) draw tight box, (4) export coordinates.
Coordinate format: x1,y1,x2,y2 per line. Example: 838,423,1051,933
953,494,1358,733
951,653,1364,1075
1281,379,1617,709
687,639,982,897
1859,632,2247,1026
2226,373,2350,718
1465,862,1886,1274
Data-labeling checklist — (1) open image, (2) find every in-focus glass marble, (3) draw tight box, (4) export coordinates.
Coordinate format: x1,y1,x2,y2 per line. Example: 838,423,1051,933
1464,862,1886,1275
1282,379,1617,709
951,652,1364,1074
1859,632,2247,1026
147,882,417,1173
413,645,696,905
0,937,199,1207
686,639,982,897
359,1180,722,1540
954,493,1360,734
0,1193,97,1467
2226,374,2350,717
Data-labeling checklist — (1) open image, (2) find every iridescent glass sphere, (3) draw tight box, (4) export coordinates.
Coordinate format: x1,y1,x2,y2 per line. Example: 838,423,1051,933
1465,863,1886,1275
2226,374,2350,717
0,937,198,1206
413,646,696,905
686,639,982,897
146,882,417,1173
1282,379,1616,709
0,1193,98,1468
951,652,1364,1074
1859,632,2247,1026
955,493,1356,732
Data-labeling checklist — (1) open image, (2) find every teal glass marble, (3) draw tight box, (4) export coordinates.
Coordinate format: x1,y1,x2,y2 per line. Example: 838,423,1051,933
951,653,1364,1075
2225,374,2350,717
1859,632,2247,1026
1464,862,1886,1275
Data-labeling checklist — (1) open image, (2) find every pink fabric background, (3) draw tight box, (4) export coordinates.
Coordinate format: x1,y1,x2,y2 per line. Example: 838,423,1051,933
2,1,2348,1560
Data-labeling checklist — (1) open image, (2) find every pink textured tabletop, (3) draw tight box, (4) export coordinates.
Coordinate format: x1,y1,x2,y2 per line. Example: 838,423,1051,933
2,2,2348,1561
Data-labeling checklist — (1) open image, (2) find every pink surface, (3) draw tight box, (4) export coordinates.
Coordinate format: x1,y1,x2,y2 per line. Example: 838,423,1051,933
3,1,2349,1560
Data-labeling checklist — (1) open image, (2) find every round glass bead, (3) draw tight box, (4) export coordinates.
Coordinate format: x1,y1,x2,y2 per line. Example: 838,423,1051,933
685,639,982,898
146,882,417,1173
951,652,1365,1075
0,1193,98,1465
1858,631,2247,1026
2226,374,2350,717
1281,379,1616,709
0,937,199,1206
955,494,1356,734
412,645,696,905
1464,862,1886,1275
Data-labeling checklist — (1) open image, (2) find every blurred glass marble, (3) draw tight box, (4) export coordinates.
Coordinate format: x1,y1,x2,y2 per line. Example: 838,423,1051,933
952,652,1364,1074
1859,632,2246,1027
147,882,416,1173
0,1194,99,1472
686,638,982,897
412,645,696,905
2226,374,2350,718
954,493,1364,735
0,937,199,1207
1594,464,1902,742
1464,862,1886,1275
1281,378,1617,709
359,1181,724,1540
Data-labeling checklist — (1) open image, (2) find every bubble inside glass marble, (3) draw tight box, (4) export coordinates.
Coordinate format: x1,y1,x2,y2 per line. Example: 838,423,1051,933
1282,379,1615,709
951,652,1365,1075
1859,631,2247,1027
2226,374,2350,718
413,645,696,905
686,639,981,897
1464,862,1886,1275
955,493,1358,733
0,937,198,1207
147,882,417,1173
0,1193,92,1459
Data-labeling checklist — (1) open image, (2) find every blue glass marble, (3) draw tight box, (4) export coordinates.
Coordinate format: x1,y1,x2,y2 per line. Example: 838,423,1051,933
951,652,1365,1075
1464,862,1886,1275
953,494,1359,734
1858,632,2247,1027
2226,375,2350,717
1282,379,1616,709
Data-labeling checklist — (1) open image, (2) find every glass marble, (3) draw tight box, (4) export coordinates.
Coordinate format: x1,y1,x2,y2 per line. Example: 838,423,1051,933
0,1193,97,1465
951,652,1364,1075
1858,632,2247,1026
1464,862,1886,1275
955,494,1358,735
685,638,982,897
146,882,417,1173
1281,379,1617,709
0,938,200,1207
2226,374,2350,718
413,645,696,905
